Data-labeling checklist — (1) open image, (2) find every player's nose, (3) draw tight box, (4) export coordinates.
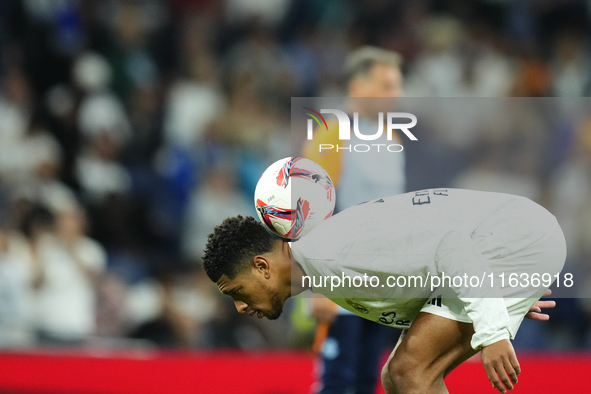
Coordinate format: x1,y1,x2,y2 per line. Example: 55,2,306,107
234,300,248,313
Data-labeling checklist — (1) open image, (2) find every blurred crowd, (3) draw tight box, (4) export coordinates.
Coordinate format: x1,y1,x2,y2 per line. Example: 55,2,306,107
0,0,590,350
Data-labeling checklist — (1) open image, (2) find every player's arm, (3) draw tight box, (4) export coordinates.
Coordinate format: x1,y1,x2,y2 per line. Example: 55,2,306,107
310,296,338,324
435,230,519,393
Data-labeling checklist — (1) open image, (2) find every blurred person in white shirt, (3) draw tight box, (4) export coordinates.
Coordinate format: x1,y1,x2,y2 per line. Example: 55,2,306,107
25,203,107,344
0,198,34,347
73,52,132,205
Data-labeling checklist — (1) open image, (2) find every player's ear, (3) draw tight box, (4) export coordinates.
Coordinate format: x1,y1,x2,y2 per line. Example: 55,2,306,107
253,255,271,279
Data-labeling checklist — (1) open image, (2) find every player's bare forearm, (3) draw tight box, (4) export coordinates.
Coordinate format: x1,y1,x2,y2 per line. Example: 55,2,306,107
481,339,520,393
482,289,554,393
311,297,338,324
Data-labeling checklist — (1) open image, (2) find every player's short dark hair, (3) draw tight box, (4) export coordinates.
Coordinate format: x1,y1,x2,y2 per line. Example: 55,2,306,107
202,215,274,282
345,46,403,83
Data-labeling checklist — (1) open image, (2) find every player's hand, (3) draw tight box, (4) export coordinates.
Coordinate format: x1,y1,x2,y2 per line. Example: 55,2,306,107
311,297,338,324
525,289,556,321
481,339,520,393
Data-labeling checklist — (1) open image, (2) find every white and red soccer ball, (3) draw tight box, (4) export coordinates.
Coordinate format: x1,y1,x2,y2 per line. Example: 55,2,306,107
254,157,336,239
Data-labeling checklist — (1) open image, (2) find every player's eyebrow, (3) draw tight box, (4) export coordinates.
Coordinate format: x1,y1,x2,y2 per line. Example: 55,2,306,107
222,287,239,296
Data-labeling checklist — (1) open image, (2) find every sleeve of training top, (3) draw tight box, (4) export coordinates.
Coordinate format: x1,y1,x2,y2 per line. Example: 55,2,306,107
434,230,511,350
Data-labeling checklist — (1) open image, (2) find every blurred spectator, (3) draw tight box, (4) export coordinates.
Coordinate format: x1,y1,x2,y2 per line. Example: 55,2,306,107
129,270,197,348
0,197,34,347
551,29,591,97
102,1,161,100
224,21,295,109
74,52,132,144
163,54,225,148
76,132,132,205
0,66,33,186
15,113,79,212
549,117,591,262
406,16,514,97
511,45,552,96
225,0,291,28
182,166,251,263
452,100,546,202
452,143,542,201
128,268,218,348
95,272,129,339
26,204,106,344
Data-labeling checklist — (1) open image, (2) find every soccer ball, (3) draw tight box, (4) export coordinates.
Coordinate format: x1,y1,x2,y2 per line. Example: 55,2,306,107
254,157,336,239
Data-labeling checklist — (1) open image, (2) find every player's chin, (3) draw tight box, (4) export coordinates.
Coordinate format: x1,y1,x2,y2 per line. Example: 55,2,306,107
263,292,285,320
265,307,283,320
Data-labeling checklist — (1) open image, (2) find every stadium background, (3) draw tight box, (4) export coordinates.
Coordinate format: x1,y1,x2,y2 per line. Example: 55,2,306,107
0,0,590,393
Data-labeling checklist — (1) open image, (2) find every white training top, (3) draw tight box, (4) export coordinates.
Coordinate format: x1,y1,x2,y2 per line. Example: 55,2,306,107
291,188,538,349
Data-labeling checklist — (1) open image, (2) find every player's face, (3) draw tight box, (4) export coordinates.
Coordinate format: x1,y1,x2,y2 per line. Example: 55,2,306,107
217,271,284,320
350,63,403,98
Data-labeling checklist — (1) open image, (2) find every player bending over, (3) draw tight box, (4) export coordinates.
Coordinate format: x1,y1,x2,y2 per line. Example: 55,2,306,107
202,189,566,394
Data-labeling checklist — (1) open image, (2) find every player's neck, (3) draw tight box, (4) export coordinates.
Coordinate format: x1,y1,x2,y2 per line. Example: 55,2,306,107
286,243,309,296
